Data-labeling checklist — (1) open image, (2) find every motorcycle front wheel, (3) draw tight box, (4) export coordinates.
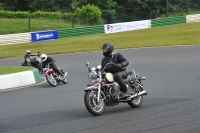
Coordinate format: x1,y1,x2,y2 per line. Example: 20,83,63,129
46,74,57,87
84,90,105,116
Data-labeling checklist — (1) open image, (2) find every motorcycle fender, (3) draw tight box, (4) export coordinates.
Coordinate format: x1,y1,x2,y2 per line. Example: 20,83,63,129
84,86,98,91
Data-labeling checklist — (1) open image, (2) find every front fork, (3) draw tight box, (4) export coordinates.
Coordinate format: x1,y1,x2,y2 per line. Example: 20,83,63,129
97,83,101,102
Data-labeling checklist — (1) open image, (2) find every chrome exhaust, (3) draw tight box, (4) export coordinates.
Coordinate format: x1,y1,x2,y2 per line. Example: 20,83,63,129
128,90,147,100
64,72,68,77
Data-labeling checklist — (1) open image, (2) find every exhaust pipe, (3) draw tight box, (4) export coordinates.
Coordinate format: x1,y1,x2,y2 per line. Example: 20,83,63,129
64,72,68,77
128,90,147,100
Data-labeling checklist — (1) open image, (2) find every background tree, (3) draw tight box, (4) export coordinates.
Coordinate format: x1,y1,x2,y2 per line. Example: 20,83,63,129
74,4,102,25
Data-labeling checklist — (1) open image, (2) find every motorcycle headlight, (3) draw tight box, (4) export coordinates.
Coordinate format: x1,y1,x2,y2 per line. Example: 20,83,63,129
105,73,114,83
43,68,48,74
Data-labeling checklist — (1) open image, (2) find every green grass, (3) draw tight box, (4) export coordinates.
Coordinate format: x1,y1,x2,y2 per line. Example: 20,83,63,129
0,18,83,35
0,22,200,59
0,66,33,75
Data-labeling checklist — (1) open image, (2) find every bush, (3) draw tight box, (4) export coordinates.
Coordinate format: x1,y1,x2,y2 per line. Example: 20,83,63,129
62,12,72,20
15,11,30,18
74,4,102,25
0,10,30,18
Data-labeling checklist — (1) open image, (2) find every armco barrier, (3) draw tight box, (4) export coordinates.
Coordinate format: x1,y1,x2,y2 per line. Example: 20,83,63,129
186,14,200,23
151,16,186,27
0,68,41,90
0,32,31,45
58,25,104,38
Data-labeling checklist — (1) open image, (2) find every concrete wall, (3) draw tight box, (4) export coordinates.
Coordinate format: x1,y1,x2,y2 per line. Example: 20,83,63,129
0,68,41,90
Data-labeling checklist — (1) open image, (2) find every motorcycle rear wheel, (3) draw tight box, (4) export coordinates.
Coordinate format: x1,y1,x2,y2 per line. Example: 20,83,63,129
46,74,57,87
84,90,105,116
127,96,143,108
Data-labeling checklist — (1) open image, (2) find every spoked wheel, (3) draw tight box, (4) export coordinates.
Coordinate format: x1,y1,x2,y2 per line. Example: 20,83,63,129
84,90,105,116
46,74,57,87
127,86,143,108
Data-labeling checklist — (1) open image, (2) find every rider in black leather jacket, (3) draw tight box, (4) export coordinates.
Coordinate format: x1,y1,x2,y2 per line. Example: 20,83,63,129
40,54,64,76
101,42,131,97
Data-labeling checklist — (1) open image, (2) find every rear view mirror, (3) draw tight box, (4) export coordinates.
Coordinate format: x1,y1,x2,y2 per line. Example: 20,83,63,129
85,62,89,67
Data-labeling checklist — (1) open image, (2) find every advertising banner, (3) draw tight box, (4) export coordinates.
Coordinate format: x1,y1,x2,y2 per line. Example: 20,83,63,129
104,20,149,34
31,30,58,42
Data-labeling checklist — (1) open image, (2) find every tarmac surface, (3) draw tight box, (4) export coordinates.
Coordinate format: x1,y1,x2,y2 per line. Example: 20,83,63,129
1,45,200,133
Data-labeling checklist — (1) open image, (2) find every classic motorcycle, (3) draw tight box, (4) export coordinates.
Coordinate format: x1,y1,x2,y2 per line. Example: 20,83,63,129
84,52,147,116
21,52,43,73
43,63,68,87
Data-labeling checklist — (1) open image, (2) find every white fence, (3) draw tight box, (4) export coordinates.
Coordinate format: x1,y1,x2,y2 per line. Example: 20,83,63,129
0,32,31,45
186,14,200,23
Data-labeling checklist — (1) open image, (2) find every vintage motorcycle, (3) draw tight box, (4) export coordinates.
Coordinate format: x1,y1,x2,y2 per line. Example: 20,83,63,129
21,52,43,73
43,63,68,87
84,52,147,116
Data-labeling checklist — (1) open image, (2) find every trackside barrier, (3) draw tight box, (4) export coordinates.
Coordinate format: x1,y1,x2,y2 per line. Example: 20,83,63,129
0,33,31,45
186,14,200,23
0,68,41,90
58,25,104,38
151,16,186,27
0,14,200,45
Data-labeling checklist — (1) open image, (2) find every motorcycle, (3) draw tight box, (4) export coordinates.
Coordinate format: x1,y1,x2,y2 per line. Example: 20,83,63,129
43,63,68,87
84,52,147,116
21,52,43,73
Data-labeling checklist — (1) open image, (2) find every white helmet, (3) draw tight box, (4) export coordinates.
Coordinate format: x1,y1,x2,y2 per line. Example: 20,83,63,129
40,54,47,61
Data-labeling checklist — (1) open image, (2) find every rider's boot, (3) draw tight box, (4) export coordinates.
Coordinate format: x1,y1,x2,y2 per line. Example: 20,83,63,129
120,91,132,97
119,85,132,97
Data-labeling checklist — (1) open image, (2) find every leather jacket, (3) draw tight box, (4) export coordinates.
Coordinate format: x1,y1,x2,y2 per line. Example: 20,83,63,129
101,51,129,74
42,56,55,68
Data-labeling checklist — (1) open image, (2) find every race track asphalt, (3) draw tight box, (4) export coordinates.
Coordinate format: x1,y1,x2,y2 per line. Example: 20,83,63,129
1,45,200,133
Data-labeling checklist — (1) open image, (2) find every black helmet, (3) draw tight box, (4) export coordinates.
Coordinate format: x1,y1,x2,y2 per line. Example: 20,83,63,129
102,42,114,56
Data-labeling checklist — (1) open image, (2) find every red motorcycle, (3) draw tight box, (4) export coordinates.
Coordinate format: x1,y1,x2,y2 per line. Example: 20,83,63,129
43,63,68,87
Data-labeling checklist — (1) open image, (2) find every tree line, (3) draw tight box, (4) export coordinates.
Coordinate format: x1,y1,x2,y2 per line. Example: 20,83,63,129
0,0,199,16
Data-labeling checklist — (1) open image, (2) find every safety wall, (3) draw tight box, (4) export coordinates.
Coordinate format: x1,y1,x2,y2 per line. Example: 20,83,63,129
151,16,186,27
0,68,41,90
0,33,31,45
58,25,104,38
186,14,200,23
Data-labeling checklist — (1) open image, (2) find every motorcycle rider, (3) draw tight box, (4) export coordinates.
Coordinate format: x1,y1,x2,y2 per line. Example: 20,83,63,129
101,42,131,97
23,50,38,66
40,54,65,78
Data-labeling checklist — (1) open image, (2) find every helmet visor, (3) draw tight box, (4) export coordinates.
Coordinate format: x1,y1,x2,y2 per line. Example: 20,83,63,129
41,57,46,60
102,46,109,53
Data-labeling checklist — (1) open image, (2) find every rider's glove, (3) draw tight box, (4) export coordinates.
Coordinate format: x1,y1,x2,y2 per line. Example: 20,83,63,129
116,63,122,68
49,62,53,65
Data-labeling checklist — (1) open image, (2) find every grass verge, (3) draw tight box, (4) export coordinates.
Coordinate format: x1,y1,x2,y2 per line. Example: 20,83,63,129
0,18,82,35
0,66,33,75
0,22,200,59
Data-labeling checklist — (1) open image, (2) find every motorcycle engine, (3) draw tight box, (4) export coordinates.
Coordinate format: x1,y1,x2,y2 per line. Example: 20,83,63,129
110,82,120,99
